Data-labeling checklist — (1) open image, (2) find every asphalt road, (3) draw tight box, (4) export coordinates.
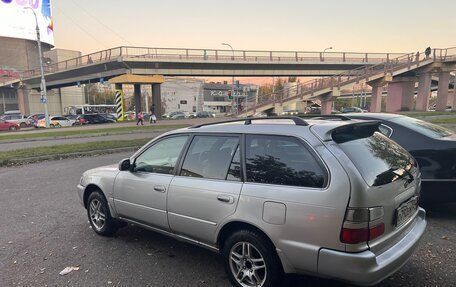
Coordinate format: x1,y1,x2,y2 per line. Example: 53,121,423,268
0,153,455,287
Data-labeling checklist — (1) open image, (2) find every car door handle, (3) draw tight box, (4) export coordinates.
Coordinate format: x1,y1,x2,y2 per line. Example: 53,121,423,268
217,195,234,204
153,185,166,193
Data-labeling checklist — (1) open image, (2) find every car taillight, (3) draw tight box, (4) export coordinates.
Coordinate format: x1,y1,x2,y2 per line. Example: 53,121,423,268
340,207,385,244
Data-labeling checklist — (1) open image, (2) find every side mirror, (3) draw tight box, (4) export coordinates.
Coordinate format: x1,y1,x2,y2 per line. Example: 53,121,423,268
119,158,131,171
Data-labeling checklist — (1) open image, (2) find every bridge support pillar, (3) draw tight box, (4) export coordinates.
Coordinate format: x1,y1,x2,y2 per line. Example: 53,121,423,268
152,84,162,119
319,91,338,115
17,88,27,115
274,103,283,115
436,71,450,111
386,77,415,112
134,84,141,119
367,75,391,112
416,73,432,111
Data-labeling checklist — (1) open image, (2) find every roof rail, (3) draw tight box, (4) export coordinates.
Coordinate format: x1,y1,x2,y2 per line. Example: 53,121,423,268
189,116,308,129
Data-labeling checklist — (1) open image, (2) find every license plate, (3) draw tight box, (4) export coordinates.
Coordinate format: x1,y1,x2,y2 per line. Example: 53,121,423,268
394,196,419,227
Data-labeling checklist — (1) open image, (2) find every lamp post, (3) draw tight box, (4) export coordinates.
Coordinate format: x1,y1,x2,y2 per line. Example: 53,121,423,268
25,7,50,128
322,46,333,61
222,43,235,116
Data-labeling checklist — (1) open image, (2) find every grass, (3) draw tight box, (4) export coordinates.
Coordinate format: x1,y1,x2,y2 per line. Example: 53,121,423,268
429,117,456,124
0,138,151,166
0,124,189,141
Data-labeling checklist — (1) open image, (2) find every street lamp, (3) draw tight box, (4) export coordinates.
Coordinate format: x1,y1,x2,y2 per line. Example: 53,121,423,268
221,43,235,116
322,46,333,61
25,7,50,128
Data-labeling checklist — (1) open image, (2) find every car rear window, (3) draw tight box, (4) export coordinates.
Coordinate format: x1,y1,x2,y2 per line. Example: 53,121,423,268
390,116,453,138
334,126,415,186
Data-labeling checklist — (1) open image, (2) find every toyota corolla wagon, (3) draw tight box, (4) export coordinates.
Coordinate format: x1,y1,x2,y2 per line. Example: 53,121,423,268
77,117,426,287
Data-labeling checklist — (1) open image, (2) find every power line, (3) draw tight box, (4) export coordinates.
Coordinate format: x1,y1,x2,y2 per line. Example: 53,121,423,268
54,5,109,49
68,0,133,46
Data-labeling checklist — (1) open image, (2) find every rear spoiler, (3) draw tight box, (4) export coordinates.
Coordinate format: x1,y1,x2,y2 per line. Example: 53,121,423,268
323,121,381,143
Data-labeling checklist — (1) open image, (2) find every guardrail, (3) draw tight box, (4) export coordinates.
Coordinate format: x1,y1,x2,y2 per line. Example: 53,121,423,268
240,48,456,115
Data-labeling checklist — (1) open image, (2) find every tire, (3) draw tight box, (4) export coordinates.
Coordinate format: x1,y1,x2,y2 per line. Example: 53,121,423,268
223,230,283,287
50,124,55,128
87,191,118,236
20,122,27,128
55,124,61,128
9,126,17,131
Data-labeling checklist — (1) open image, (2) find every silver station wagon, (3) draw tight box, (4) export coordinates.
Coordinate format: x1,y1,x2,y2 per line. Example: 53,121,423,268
77,117,426,287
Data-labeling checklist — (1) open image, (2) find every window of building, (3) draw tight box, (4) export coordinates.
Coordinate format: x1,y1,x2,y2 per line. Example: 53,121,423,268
180,100,187,104
245,135,326,188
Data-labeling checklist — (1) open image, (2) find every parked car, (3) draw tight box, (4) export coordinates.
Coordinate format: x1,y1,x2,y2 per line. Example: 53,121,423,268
343,113,456,204
26,114,45,126
98,113,118,122
78,117,426,287
188,111,215,118
162,111,186,119
0,119,20,131
76,114,116,125
341,107,367,113
0,114,29,128
36,116,76,128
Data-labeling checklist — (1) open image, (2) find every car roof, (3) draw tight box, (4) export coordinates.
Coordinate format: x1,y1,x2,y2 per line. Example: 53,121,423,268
167,117,377,140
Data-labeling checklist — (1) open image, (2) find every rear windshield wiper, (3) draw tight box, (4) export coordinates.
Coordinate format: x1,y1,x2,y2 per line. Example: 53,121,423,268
373,167,414,186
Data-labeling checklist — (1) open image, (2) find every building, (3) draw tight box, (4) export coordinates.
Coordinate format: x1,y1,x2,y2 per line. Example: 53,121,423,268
203,82,258,114
160,78,204,115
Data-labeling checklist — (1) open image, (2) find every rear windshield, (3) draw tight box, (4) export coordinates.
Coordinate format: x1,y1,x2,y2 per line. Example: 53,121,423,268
390,116,453,138
335,130,415,186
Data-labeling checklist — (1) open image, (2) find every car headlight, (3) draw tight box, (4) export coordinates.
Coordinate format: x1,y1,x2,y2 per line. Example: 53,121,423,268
79,174,86,186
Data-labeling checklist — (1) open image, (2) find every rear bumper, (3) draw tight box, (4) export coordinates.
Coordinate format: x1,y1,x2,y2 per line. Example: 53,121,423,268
317,208,426,286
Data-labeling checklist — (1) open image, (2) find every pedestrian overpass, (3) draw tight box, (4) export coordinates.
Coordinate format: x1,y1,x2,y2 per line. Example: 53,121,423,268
238,48,456,116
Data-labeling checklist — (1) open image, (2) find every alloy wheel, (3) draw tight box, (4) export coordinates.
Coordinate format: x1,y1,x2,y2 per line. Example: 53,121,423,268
229,241,267,287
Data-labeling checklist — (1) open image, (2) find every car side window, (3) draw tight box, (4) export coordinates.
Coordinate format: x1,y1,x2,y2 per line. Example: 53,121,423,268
180,135,240,180
245,135,326,188
133,135,188,174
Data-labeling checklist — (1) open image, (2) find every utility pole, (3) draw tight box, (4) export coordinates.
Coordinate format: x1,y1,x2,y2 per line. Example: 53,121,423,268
222,43,235,116
25,7,50,128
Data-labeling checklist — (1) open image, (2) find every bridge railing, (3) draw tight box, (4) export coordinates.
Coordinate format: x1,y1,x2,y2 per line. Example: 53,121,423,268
240,51,436,114
18,46,405,80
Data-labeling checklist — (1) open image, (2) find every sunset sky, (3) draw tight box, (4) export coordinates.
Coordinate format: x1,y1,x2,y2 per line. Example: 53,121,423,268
53,0,456,56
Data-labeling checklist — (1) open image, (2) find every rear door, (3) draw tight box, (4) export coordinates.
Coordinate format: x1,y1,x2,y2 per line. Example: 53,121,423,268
331,124,421,252
167,134,243,244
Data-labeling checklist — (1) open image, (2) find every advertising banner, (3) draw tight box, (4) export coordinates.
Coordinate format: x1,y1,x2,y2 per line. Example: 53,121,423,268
0,0,54,46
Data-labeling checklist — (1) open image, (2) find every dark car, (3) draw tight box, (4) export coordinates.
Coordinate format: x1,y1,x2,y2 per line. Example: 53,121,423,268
341,107,367,113
77,114,116,125
162,111,186,120
343,113,456,204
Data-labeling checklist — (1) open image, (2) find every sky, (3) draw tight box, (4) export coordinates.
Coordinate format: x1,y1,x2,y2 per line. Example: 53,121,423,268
52,0,456,56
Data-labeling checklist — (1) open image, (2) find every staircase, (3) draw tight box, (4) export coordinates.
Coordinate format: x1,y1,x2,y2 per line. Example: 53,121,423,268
239,47,456,117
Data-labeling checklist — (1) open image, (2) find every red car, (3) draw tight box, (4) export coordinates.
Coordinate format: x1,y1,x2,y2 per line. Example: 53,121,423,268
0,119,20,131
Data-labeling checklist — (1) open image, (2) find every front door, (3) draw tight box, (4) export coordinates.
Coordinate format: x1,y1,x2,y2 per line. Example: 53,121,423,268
113,135,189,230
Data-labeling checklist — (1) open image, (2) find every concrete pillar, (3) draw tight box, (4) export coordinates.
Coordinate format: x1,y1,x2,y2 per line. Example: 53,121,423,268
134,84,141,118
274,103,283,115
370,86,382,112
436,72,450,111
17,88,26,114
320,100,332,115
416,73,432,111
386,78,415,112
152,84,162,119
451,88,456,109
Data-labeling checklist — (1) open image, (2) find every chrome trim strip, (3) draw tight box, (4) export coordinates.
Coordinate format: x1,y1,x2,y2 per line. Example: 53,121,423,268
119,218,219,252
168,212,217,226
114,199,166,214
